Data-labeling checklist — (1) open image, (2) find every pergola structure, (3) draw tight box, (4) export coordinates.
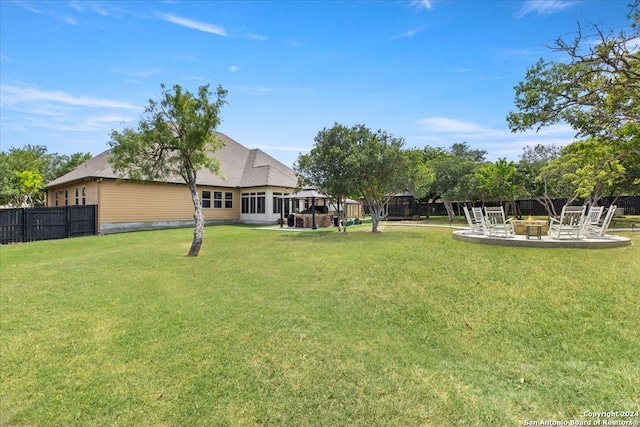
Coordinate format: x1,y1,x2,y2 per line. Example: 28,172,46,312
281,188,330,229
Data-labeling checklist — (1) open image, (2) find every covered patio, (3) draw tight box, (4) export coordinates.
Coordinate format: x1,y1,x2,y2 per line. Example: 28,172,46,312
280,188,332,229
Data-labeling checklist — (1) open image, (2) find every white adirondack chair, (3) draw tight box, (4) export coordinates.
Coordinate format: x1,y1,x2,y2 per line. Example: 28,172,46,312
548,205,586,239
462,206,483,234
582,205,617,238
483,206,515,237
580,206,604,236
471,207,488,235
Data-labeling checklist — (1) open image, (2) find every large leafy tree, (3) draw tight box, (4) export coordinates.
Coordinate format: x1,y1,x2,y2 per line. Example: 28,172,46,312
109,83,227,257
476,158,522,216
0,145,91,207
295,124,357,232
516,144,562,217
401,148,436,203
542,139,626,206
425,142,486,220
507,1,640,153
347,125,408,232
296,123,413,233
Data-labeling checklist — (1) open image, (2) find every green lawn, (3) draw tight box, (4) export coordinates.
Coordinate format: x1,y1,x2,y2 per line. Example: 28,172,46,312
1,225,639,426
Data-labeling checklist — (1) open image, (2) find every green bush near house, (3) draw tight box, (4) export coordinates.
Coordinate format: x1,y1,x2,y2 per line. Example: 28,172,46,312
1,225,639,426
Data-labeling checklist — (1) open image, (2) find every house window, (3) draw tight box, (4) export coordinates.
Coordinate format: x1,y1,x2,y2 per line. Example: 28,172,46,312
241,193,250,214
225,192,233,209
75,187,79,205
55,191,59,206
202,191,211,208
81,187,86,205
257,192,266,214
64,190,68,206
250,193,256,213
273,192,282,214
241,192,266,214
213,191,223,208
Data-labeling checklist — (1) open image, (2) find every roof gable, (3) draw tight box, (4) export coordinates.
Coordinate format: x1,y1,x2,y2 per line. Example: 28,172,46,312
45,133,297,189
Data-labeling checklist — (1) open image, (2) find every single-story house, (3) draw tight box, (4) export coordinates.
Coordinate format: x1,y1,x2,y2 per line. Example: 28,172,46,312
44,133,300,234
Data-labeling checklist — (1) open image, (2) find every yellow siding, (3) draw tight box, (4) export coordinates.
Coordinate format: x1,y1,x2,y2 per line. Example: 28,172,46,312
46,181,97,207
47,179,241,227
98,180,240,223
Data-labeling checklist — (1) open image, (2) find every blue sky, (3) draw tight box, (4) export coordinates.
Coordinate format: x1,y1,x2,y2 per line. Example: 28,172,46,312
0,0,634,167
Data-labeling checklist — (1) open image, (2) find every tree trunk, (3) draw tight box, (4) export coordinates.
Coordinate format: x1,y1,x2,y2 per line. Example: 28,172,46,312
369,204,385,232
187,177,204,257
341,197,348,232
443,200,455,221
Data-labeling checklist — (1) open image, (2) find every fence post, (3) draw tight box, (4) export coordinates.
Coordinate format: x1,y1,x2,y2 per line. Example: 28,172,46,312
67,206,71,238
23,208,29,242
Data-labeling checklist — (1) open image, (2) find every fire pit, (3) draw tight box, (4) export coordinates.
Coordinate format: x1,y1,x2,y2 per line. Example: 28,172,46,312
512,219,549,235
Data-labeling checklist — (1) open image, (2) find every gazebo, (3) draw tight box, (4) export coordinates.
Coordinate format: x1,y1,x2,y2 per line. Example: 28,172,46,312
281,189,330,229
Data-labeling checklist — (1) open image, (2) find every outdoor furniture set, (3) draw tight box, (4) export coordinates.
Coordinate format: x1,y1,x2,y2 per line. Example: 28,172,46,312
463,205,617,240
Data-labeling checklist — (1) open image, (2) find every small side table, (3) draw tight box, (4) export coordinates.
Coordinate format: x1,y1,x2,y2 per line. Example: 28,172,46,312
525,224,542,240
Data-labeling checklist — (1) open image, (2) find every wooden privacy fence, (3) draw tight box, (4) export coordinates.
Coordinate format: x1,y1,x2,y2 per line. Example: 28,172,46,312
383,196,640,219
0,205,97,244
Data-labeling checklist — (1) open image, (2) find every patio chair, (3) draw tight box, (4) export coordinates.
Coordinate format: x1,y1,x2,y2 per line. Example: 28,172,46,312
471,207,488,235
462,206,483,234
483,206,515,237
582,205,616,238
579,206,604,236
548,205,586,239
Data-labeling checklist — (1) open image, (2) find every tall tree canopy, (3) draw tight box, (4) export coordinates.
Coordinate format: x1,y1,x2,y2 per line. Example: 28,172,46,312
109,83,227,257
476,158,521,216
0,145,91,207
348,125,409,232
516,144,562,217
296,123,415,232
507,1,640,152
542,139,626,206
424,142,486,220
295,124,357,231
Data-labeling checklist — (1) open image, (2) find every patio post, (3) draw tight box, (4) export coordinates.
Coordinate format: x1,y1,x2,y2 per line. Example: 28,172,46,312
312,196,317,229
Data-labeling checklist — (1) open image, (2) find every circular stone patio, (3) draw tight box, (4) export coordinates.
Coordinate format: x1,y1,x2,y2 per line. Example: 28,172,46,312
452,230,632,249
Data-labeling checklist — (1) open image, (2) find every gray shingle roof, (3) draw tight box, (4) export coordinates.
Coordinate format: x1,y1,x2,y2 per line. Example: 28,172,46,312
45,132,297,189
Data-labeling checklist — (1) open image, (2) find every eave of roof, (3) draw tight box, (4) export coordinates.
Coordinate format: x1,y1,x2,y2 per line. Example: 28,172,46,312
44,132,298,190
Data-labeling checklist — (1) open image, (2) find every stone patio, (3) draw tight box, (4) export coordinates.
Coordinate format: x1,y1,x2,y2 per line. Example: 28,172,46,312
452,229,632,249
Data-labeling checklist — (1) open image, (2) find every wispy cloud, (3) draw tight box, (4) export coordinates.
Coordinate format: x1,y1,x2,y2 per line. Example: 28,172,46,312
62,15,79,25
1,85,140,134
283,39,302,47
516,0,578,19
1,85,141,110
411,0,433,10
390,28,424,40
245,32,267,40
25,115,135,133
68,1,109,16
15,1,44,14
156,12,228,36
414,116,576,160
417,117,491,134
172,54,196,62
1,54,18,63
229,66,240,73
